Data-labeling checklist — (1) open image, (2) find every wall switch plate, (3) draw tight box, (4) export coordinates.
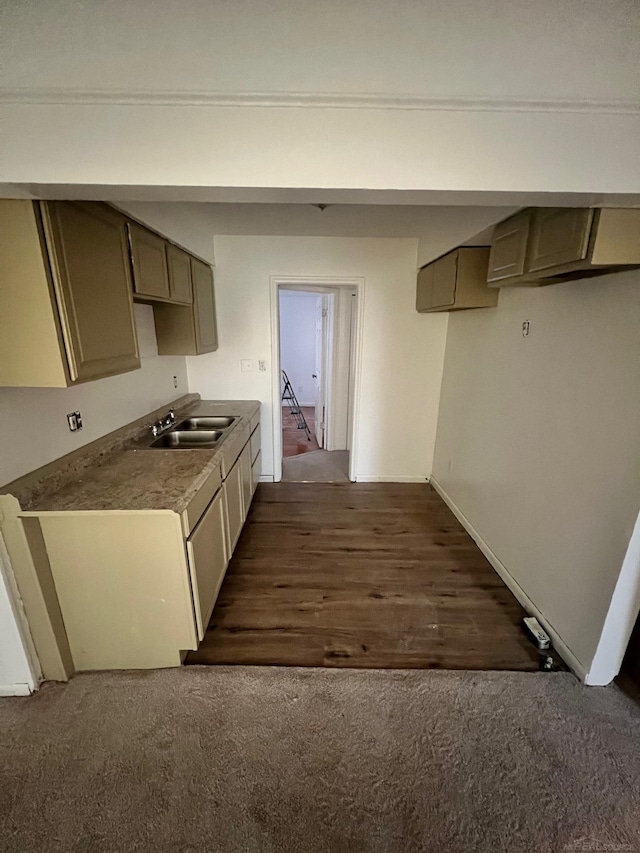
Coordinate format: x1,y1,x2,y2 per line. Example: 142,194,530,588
67,411,83,432
522,320,531,337
241,359,254,372
173,375,178,389
258,360,266,372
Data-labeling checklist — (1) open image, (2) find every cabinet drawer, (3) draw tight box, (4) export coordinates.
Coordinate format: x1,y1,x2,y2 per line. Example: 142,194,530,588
181,464,223,536
528,209,594,272
250,425,261,463
187,488,228,640
221,422,251,478
249,408,261,435
487,210,532,282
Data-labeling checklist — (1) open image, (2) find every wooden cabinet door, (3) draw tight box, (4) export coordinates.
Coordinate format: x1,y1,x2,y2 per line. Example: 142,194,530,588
191,258,218,353
128,222,171,300
43,202,140,383
416,263,434,312
528,209,594,272
166,243,193,304
223,459,244,555
487,210,531,282
186,488,228,640
431,251,458,308
239,442,252,518
251,451,261,495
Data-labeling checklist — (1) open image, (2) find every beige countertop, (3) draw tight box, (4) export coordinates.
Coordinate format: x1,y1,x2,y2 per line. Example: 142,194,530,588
9,398,260,515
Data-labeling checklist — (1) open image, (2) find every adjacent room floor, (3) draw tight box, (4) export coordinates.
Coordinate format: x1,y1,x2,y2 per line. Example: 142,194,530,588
187,483,544,670
282,405,319,456
2,667,638,853
281,405,351,481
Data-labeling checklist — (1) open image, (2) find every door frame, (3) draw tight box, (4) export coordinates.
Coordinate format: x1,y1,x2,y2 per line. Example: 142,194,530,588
270,276,365,483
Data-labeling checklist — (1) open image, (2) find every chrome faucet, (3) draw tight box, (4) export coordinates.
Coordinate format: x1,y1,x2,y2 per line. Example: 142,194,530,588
151,408,176,437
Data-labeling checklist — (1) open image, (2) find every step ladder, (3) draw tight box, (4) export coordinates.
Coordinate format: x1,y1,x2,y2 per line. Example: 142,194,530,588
282,370,312,441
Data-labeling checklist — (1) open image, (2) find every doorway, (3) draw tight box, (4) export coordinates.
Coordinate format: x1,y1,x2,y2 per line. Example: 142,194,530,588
272,279,362,483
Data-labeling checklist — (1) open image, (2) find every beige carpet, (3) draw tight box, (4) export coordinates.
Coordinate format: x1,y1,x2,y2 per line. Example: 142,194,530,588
282,449,350,482
1,668,639,853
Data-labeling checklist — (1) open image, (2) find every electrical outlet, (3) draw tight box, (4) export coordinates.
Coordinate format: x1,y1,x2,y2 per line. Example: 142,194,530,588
67,411,83,432
241,359,254,372
173,375,178,389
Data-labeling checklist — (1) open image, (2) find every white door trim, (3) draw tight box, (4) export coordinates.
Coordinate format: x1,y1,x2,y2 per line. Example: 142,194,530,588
270,276,365,483
0,531,41,694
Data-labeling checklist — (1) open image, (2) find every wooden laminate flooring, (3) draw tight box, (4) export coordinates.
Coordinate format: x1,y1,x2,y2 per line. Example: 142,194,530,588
186,483,543,671
282,406,319,457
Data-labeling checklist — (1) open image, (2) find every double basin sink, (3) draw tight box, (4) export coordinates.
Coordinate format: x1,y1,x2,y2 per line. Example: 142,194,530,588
150,416,236,449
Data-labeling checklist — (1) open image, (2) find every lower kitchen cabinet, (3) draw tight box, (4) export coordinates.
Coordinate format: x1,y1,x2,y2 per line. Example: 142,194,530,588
240,442,253,514
187,488,228,640
251,452,261,495
18,410,261,672
224,457,245,554
34,511,199,671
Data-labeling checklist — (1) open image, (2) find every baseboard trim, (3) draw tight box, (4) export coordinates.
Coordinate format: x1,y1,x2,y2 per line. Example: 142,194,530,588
0,683,33,697
355,475,429,483
259,474,275,483
430,477,587,682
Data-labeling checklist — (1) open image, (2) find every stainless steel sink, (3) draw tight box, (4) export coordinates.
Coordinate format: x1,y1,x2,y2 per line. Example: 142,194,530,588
150,429,223,449
175,416,236,430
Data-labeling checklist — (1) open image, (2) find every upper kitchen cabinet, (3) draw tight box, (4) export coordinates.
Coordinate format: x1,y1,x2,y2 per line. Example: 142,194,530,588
486,209,532,283
417,247,498,313
166,243,193,305
0,200,140,387
191,258,218,352
487,208,640,286
153,257,218,356
128,221,171,301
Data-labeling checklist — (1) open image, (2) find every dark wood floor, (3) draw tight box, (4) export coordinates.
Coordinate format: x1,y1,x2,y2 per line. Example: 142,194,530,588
282,406,320,457
187,483,542,670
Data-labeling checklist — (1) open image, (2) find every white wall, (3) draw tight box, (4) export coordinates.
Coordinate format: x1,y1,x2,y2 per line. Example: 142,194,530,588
3,0,638,101
187,236,448,481
279,292,320,406
2,4,640,199
0,306,187,486
431,270,640,678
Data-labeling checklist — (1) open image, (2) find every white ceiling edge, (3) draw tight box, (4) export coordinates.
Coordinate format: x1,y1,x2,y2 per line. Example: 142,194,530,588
5,185,640,209
1,88,639,115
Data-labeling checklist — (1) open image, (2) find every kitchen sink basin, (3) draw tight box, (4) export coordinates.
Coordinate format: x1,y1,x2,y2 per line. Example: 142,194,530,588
150,429,223,449
175,416,236,430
